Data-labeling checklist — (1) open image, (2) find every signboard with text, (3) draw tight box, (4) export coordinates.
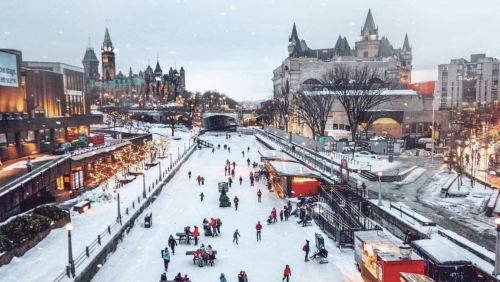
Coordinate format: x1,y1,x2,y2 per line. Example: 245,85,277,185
0,51,19,87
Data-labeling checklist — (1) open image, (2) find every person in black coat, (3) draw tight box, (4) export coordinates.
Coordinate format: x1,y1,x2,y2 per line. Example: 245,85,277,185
168,235,177,254
160,272,167,281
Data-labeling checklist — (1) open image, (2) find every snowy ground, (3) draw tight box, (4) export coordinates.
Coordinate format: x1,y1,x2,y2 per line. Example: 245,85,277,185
91,134,362,282
0,127,195,282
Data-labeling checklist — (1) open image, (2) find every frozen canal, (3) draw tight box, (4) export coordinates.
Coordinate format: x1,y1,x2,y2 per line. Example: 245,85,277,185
91,134,361,282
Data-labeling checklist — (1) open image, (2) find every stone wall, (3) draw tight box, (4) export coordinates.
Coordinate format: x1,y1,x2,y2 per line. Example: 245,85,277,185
367,203,429,242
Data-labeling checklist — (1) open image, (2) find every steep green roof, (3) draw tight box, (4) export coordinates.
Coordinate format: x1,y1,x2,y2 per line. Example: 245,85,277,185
104,28,113,46
89,76,147,89
82,48,99,63
145,65,154,75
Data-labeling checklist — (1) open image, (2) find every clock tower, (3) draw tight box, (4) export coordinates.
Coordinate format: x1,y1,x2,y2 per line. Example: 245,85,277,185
101,28,115,81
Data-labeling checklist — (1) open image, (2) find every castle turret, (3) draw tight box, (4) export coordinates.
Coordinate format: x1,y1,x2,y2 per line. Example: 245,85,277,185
101,28,116,80
82,45,100,88
288,23,300,56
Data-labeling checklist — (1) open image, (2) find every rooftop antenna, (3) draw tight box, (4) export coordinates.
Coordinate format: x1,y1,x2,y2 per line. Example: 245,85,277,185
88,37,92,49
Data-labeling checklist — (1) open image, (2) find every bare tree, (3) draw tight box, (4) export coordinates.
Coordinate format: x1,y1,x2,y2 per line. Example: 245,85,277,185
162,106,183,136
273,87,292,132
296,85,337,139
321,64,396,156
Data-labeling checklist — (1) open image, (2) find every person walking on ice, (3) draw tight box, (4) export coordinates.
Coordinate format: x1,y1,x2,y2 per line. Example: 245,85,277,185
282,265,292,282
162,247,170,271
201,177,205,185
247,146,250,152
247,158,250,166
233,229,240,244
234,196,239,210
188,171,192,179
303,240,310,262
200,192,204,202
220,273,227,282
257,189,262,202
196,175,202,185
168,235,177,254
242,151,244,157
256,221,262,241
239,176,242,185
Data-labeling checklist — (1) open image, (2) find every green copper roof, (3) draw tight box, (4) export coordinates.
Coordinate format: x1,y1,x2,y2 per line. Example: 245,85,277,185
145,65,154,74
82,48,99,63
104,28,113,46
89,76,147,89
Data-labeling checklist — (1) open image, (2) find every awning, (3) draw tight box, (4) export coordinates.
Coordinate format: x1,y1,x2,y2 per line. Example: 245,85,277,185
258,150,297,162
70,141,131,161
268,161,321,178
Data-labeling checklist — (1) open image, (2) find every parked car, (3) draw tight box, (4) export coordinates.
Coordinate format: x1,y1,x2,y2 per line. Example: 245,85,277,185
355,151,380,159
370,136,385,141
53,142,74,155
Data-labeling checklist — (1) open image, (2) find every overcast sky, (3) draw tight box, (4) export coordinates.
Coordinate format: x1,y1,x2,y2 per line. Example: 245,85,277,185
1,0,499,100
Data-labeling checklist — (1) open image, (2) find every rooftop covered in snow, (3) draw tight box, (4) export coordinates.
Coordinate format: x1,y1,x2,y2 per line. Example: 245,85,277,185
268,161,321,178
258,150,297,162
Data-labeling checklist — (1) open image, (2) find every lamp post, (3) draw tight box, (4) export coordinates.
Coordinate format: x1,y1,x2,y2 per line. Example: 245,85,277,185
170,152,172,168
142,173,146,198
302,142,306,160
184,142,186,153
377,172,383,206
116,189,122,224
158,161,162,181
330,153,334,177
178,146,180,160
494,217,500,276
66,223,75,278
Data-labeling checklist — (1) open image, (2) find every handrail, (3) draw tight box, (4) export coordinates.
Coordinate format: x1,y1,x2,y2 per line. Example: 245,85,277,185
319,188,362,229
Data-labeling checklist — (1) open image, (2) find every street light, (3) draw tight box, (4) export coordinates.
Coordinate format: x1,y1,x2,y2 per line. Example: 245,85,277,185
178,146,180,160
158,160,162,181
170,152,172,168
494,217,500,276
377,172,383,206
116,189,122,224
302,142,306,160
141,172,146,198
65,223,75,278
330,153,334,177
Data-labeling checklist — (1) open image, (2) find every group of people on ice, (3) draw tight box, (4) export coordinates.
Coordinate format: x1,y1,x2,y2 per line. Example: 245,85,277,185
193,243,216,267
202,217,222,237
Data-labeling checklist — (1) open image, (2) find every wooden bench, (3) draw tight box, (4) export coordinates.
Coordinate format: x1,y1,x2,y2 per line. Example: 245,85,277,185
186,250,217,265
176,232,194,244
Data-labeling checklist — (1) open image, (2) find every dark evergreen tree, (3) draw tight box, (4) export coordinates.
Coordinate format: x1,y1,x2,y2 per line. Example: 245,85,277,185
219,189,231,207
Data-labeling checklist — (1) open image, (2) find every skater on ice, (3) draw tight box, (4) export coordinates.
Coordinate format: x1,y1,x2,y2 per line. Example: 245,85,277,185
233,229,240,244
161,247,170,271
257,189,262,202
256,221,262,241
239,176,242,185
168,235,177,255
282,265,292,282
200,192,204,202
234,196,239,210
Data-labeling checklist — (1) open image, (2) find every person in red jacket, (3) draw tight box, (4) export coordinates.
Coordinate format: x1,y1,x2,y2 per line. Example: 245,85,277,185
211,218,218,237
193,226,199,246
256,221,262,241
196,175,202,185
282,265,292,282
272,207,278,223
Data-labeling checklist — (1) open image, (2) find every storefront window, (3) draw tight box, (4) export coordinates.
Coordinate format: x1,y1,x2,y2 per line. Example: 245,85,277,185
0,133,6,147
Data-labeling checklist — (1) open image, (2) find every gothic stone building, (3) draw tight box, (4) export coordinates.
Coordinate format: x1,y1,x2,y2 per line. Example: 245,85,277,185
82,28,186,107
273,9,412,95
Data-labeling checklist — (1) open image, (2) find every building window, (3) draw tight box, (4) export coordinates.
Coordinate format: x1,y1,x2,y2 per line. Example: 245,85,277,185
363,52,368,58
442,71,448,77
493,69,499,75
492,91,498,101
477,64,482,70
494,63,499,69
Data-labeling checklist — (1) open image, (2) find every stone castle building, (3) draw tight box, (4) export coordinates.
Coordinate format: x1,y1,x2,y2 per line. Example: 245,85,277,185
272,9,412,94
82,28,186,107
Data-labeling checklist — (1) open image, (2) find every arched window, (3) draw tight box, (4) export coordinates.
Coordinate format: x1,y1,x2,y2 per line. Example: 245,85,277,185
302,78,321,85
285,80,290,94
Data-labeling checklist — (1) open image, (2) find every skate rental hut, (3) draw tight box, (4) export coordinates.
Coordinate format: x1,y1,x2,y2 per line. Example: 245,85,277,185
266,160,323,198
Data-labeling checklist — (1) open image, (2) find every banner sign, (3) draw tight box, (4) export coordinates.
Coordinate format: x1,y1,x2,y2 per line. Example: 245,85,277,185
0,51,19,87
